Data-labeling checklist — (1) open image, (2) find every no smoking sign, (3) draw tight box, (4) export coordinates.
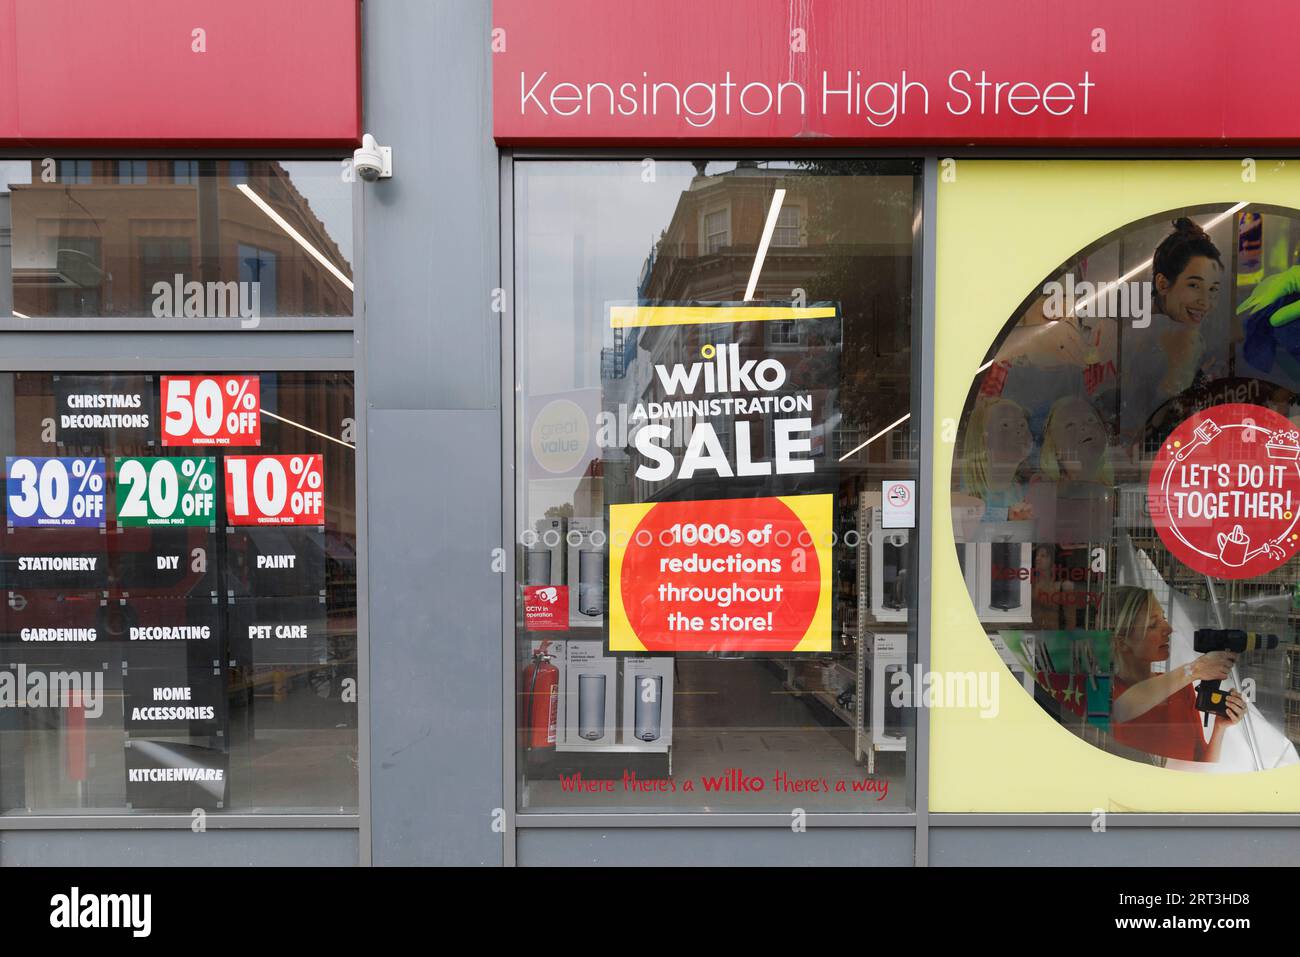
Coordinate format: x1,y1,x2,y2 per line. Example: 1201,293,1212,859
882,480,915,529
1148,402,1300,579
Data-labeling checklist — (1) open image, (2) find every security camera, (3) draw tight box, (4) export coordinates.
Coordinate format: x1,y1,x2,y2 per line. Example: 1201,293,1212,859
353,133,392,181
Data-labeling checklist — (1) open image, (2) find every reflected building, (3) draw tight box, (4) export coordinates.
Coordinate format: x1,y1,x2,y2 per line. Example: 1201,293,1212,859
605,161,916,512
5,160,351,318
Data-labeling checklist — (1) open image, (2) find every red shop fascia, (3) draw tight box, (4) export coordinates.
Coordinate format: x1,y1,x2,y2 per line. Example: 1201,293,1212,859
492,0,1300,150
0,0,360,151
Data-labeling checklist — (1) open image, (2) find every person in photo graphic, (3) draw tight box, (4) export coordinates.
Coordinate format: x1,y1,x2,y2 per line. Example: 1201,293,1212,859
1121,218,1225,445
1107,586,1243,763
1034,394,1112,486
960,397,1035,522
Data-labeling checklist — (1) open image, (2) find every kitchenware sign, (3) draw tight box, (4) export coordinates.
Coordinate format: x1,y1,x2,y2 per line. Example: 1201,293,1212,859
1148,402,1300,578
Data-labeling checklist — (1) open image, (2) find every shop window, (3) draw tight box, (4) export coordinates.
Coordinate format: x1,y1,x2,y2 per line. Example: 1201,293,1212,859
703,207,730,254
0,371,357,814
514,159,920,812
889,427,911,462
57,160,92,185
951,197,1300,775
772,205,802,247
116,160,148,185
834,425,860,459
767,319,800,346
2,160,352,319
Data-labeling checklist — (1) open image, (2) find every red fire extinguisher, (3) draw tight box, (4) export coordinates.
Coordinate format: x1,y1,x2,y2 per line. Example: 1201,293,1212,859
521,640,559,749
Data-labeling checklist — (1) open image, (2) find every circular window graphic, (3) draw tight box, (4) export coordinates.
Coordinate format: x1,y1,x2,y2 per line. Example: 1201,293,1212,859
952,203,1300,772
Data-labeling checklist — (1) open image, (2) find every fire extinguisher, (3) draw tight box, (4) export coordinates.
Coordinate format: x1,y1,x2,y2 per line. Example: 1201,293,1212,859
521,640,559,749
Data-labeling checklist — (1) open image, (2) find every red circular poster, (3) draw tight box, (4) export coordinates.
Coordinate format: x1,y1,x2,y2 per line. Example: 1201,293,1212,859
1148,402,1300,579
617,496,825,652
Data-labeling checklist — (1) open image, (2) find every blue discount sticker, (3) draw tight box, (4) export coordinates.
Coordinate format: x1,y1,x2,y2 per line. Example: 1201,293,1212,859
6,456,108,527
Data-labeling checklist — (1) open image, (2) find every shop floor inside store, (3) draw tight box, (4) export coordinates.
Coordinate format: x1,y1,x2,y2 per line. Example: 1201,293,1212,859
522,657,909,811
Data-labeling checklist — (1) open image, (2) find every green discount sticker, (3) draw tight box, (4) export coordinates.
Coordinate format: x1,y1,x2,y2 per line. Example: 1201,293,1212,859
114,456,217,527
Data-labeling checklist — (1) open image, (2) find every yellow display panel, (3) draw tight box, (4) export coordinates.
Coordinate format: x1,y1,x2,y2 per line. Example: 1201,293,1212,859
932,159,1300,812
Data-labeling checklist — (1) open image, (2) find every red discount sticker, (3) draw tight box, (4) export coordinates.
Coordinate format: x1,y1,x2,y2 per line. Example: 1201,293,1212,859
224,454,325,526
1148,402,1300,579
161,375,261,447
609,494,831,653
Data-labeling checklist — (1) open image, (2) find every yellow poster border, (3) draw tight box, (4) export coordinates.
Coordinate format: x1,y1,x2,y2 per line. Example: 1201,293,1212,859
608,494,833,653
609,304,837,328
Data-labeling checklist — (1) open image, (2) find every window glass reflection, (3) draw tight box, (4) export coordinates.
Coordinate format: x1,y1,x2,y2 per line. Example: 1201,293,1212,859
1,160,352,319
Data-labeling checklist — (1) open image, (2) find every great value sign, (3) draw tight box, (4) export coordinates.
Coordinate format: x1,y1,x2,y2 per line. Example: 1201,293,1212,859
224,455,325,526
161,375,261,447
6,456,106,527
115,457,217,527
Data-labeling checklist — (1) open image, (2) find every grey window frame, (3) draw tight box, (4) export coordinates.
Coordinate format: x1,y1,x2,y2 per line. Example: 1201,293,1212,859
499,148,1300,868
0,148,369,846
498,151,931,851
1,151,357,333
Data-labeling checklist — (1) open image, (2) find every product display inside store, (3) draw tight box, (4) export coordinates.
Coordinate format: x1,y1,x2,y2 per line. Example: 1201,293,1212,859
514,159,920,810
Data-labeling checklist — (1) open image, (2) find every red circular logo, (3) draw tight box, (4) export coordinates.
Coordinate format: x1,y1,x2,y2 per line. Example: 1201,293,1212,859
620,497,822,652
1148,402,1300,579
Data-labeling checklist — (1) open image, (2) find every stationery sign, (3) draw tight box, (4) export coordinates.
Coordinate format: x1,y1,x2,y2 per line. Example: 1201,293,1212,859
160,375,261,447
1148,402,1300,579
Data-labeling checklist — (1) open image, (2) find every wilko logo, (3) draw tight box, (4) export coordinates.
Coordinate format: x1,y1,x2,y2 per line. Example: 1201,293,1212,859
524,585,567,630
701,768,765,792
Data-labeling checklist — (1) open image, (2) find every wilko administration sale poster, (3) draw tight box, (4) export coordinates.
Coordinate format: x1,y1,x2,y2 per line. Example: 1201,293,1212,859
603,302,840,653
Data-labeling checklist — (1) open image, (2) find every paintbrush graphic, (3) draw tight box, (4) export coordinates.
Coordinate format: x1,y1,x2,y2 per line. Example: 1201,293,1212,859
1173,419,1222,462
